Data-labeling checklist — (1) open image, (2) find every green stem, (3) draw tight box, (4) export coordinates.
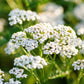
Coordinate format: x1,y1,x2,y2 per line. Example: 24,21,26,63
53,53,56,61
77,71,83,84
31,71,41,84
53,62,61,71
24,66,41,84
15,25,23,30
39,43,43,57
32,51,36,56
20,24,24,30
49,55,52,60
48,54,61,71
67,57,75,71
22,47,29,56
52,54,61,71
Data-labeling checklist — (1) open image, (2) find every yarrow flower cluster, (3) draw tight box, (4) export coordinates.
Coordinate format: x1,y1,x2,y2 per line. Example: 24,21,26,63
14,55,47,69
10,31,26,46
74,3,84,21
24,23,54,43
5,23,79,58
60,45,78,58
5,31,38,54
75,22,84,35
8,8,40,26
39,3,64,26
4,40,19,55
43,25,78,58
9,67,27,78
43,42,61,55
4,78,21,84
20,38,38,52
53,25,77,43
72,59,84,70
0,68,27,84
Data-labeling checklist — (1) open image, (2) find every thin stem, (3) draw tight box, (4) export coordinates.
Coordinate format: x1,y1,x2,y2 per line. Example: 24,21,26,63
20,24,24,30
67,57,75,71
31,71,41,84
53,53,56,61
53,62,61,71
42,69,44,80
22,47,29,56
15,25,23,30
32,51,36,56
49,55,53,60
39,43,43,57
23,66,41,84
48,54,61,71
52,54,61,71
45,55,48,59
77,71,83,84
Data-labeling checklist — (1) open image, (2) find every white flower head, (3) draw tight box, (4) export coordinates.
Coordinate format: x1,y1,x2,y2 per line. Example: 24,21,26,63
9,67,27,78
72,59,84,70
11,31,38,52
11,31,26,46
60,45,78,58
21,38,38,52
5,31,39,54
14,55,47,69
43,25,78,58
4,31,25,55
8,8,40,26
4,78,21,84
43,42,61,55
24,23,54,43
4,40,19,55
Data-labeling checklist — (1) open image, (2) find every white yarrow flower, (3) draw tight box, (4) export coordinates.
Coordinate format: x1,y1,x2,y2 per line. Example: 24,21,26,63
8,8,40,26
14,55,47,69
9,67,27,78
72,59,84,70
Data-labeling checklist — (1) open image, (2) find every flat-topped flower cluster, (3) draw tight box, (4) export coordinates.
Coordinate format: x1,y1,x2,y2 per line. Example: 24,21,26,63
5,23,83,58
14,55,47,69
9,67,27,78
8,8,40,26
72,59,84,70
24,23,54,43
0,68,27,84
